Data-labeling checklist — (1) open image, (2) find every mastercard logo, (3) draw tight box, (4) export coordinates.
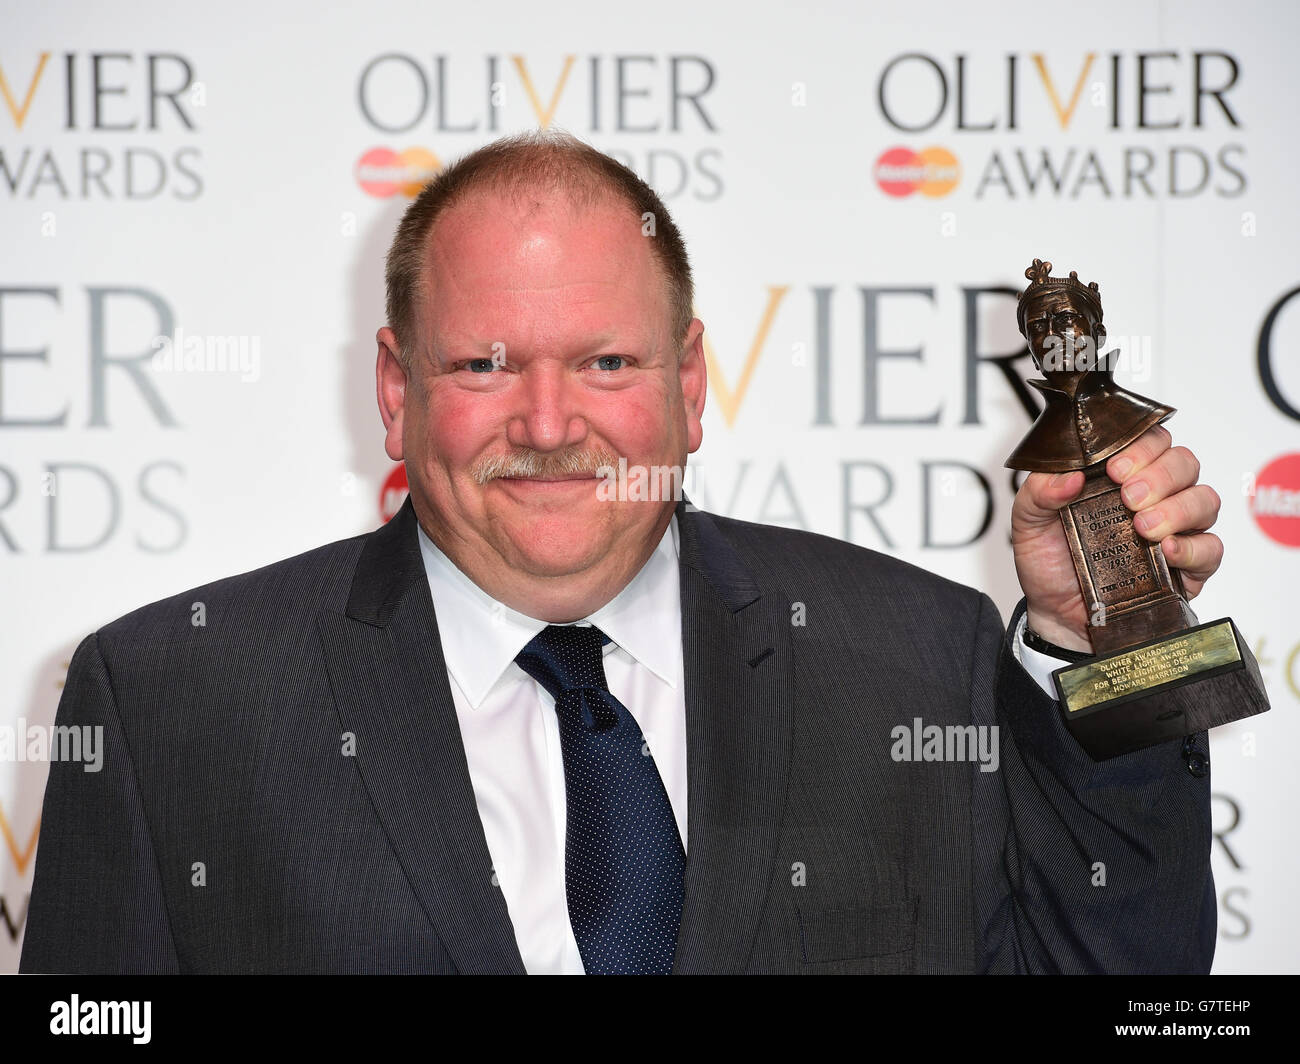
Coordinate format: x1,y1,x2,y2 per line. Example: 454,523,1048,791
1250,452,1300,548
380,463,409,523
356,147,443,198
874,146,961,198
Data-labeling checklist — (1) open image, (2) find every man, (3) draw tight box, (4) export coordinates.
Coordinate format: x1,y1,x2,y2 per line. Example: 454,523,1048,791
21,130,1225,974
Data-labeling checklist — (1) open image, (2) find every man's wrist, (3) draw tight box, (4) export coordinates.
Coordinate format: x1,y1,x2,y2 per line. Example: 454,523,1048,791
1023,624,1093,663
1024,607,1094,655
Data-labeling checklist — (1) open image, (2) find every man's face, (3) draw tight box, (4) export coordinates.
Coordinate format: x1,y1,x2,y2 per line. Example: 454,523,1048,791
1023,291,1104,380
376,188,706,620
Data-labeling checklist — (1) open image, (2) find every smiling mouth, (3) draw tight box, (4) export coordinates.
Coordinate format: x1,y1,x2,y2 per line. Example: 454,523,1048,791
497,473,598,482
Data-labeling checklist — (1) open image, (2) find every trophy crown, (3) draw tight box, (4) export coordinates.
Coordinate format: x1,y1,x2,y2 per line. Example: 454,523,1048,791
1017,257,1103,335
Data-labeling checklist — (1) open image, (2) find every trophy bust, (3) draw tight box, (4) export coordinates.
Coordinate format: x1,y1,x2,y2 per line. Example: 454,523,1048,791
1005,257,1268,759
1008,258,1173,472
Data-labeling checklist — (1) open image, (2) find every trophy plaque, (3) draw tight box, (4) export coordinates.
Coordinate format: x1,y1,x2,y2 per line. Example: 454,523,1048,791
1006,258,1270,761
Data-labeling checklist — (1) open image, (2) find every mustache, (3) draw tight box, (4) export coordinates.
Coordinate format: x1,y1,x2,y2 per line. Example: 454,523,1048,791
470,446,622,485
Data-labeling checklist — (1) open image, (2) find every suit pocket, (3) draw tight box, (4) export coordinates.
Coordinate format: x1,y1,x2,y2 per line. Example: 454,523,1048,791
795,899,918,968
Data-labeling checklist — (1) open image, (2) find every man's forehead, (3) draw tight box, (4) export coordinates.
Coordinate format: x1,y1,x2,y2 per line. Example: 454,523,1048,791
430,186,642,253
420,188,666,342
430,190,648,282
424,266,661,346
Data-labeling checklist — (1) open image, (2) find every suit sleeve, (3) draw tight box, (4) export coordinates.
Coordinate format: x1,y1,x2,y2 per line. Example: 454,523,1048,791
971,593,1216,974
19,632,181,974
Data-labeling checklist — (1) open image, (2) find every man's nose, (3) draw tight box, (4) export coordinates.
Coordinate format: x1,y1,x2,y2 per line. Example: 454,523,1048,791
505,362,589,452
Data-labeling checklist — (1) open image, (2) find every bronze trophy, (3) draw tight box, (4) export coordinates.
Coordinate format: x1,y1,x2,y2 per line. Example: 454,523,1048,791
1005,259,1269,760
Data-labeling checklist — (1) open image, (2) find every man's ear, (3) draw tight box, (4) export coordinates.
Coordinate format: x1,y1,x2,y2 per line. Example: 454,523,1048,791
376,326,408,462
678,317,707,454
1094,322,1107,351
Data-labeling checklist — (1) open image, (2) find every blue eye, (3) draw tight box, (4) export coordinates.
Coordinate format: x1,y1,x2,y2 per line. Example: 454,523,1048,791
465,358,497,373
595,355,625,371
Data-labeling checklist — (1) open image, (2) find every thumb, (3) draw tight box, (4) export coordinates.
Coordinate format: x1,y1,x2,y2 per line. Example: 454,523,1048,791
1013,470,1085,531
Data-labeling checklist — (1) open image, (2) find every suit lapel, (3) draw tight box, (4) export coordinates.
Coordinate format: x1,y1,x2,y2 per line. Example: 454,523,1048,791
671,498,795,974
316,493,793,975
316,497,526,974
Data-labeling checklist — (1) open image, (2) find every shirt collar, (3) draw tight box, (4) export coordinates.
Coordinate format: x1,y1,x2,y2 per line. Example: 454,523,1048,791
416,514,682,709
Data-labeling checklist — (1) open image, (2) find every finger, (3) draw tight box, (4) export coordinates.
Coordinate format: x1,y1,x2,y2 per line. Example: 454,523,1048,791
1160,531,1224,584
1133,483,1222,541
1119,445,1202,511
1013,469,1085,527
1106,423,1173,484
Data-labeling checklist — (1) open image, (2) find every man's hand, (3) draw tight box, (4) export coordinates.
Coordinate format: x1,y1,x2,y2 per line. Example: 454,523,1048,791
1011,424,1224,652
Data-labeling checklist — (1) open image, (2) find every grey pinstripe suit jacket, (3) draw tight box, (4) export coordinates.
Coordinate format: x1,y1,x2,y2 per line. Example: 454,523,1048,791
20,494,1216,973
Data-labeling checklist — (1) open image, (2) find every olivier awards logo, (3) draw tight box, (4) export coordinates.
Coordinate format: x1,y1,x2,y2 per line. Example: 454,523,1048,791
0,50,205,200
352,52,724,202
872,49,1246,200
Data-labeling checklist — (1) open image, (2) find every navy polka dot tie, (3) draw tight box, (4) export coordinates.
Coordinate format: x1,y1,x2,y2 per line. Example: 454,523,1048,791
515,624,685,975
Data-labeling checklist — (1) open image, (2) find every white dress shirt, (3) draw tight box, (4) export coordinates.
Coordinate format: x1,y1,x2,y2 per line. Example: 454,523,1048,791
417,516,688,974
1011,611,1073,696
416,514,1064,974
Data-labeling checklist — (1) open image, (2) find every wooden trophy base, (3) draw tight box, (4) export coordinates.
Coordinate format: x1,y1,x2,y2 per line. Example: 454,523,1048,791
1052,618,1270,760
1054,464,1270,760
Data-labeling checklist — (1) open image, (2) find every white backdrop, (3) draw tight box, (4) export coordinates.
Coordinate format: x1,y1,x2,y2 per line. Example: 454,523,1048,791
3,0,1297,973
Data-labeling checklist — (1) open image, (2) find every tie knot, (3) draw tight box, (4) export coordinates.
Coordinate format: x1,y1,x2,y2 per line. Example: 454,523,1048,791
515,623,611,700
